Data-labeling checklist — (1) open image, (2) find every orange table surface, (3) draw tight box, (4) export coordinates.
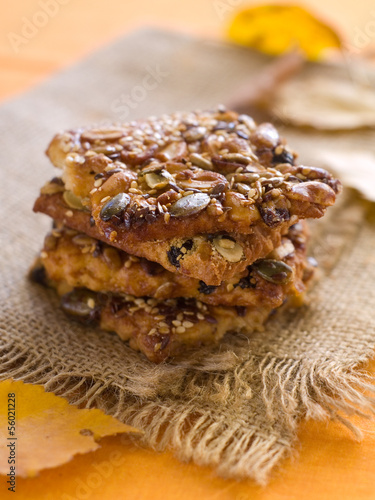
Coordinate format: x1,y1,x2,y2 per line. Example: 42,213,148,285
2,1,375,498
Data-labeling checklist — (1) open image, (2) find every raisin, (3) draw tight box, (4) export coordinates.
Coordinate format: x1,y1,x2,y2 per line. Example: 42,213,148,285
198,281,218,295
167,246,183,268
272,149,294,165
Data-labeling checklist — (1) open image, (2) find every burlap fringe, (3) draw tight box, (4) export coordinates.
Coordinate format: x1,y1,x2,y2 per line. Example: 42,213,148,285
1,343,374,484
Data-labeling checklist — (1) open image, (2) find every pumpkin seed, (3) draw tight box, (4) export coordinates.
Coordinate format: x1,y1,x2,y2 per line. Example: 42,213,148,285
252,259,293,284
213,237,244,262
100,193,130,221
63,190,85,210
144,170,173,190
190,153,213,170
169,192,210,217
61,289,98,320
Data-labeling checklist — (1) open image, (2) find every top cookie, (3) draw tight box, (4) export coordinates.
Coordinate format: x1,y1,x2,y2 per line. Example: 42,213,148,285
46,107,341,243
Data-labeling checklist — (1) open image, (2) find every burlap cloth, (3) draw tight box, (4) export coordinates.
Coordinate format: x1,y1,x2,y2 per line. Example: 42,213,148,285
1,29,375,484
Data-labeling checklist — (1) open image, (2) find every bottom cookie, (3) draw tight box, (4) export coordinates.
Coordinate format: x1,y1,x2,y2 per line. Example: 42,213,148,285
30,261,311,363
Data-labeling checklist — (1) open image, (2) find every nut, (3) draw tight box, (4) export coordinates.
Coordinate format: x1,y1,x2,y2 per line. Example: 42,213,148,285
268,240,295,260
158,141,187,160
213,237,244,262
156,189,179,206
144,170,173,190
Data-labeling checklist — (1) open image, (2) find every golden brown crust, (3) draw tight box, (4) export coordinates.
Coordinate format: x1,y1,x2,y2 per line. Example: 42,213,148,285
46,108,341,243
34,191,294,285
40,223,309,308
27,273,280,363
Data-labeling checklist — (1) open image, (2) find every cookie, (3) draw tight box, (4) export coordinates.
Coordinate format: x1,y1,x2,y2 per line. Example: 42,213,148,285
44,108,340,243
40,222,311,308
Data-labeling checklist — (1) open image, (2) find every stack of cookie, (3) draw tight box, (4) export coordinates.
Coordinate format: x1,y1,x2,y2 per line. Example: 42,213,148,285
31,108,340,362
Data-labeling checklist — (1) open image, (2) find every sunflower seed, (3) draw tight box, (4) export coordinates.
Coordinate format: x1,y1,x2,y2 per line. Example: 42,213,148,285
222,153,252,164
190,153,213,170
81,128,124,142
72,234,96,247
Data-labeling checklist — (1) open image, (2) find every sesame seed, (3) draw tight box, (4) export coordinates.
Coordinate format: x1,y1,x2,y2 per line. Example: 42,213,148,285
41,251,48,259
182,321,194,328
226,284,234,292
172,320,181,327
197,313,205,320
100,196,111,203
148,328,157,336
159,327,169,334
65,210,73,217
176,326,186,334
94,179,103,188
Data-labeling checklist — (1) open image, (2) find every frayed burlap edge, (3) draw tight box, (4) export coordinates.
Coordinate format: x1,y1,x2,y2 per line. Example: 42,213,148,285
1,342,375,484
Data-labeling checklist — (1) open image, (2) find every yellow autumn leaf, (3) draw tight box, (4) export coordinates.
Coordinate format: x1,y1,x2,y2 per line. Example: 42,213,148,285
0,379,140,478
228,4,342,61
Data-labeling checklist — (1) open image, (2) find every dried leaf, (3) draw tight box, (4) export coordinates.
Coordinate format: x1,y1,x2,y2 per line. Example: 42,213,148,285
0,379,140,477
272,75,375,130
228,5,341,61
318,150,375,202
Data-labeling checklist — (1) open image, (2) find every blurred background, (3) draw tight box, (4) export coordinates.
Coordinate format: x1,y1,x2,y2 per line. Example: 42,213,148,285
1,0,375,101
